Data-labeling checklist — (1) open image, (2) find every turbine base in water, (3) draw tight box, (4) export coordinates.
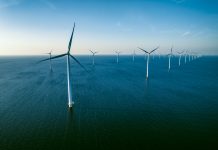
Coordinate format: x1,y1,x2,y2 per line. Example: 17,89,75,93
68,101,74,108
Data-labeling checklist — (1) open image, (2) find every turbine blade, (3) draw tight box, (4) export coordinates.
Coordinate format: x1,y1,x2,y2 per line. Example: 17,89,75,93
90,50,94,54
138,47,149,53
70,55,88,72
177,51,184,54
149,46,159,54
68,23,75,53
38,53,67,63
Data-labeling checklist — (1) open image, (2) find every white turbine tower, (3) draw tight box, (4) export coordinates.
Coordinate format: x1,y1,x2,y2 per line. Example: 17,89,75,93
184,50,188,64
188,52,191,62
90,50,98,65
115,51,121,64
177,51,184,66
40,23,87,108
167,46,173,72
133,50,135,62
138,46,159,79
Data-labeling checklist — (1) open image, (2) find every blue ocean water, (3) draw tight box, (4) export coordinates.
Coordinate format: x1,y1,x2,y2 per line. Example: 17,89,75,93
0,55,218,149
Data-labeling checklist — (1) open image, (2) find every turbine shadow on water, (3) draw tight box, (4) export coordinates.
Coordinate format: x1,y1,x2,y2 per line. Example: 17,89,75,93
63,107,77,146
145,78,150,89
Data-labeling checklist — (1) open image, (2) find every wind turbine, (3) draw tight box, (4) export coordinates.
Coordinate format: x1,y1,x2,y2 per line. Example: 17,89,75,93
158,52,161,59
138,46,159,79
184,50,188,64
115,51,121,64
194,53,198,60
45,50,53,71
167,46,173,71
152,49,158,60
188,52,191,62
39,23,87,108
89,50,98,65
133,50,135,62
177,51,184,66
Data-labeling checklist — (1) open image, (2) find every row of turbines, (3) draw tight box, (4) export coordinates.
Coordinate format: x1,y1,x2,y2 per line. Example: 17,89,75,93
39,23,201,108
167,48,200,71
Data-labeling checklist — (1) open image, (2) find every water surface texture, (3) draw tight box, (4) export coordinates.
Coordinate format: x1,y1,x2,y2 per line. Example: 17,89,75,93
0,56,218,149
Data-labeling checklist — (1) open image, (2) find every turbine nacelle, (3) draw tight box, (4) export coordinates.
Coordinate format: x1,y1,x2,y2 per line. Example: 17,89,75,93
177,51,184,55
138,46,159,54
90,50,98,55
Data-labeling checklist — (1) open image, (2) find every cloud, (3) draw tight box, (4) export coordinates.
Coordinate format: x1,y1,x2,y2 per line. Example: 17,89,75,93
0,0,22,9
116,21,122,27
182,31,191,37
40,0,56,10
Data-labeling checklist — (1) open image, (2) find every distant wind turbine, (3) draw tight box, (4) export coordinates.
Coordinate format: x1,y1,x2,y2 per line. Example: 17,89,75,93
39,23,87,108
115,51,121,64
90,50,98,65
194,53,198,60
184,50,188,64
133,50,135,62
45,50,52,71
188,52,191,62
177,51,184,66
152,52,155,60
138,46,159,79
167,46,173,71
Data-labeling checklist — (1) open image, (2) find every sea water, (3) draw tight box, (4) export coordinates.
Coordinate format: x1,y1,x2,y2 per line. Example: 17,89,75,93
0,55,218,149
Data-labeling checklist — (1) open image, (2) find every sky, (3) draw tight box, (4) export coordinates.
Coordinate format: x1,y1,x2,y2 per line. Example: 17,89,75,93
0,0,217,55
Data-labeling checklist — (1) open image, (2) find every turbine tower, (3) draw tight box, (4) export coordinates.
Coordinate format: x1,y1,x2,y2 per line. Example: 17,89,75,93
167,46,173,72
45,50,53,71
90,50,98,65
177,51,184,66
39,23,87,108
115,51,121,64
184,50,188,64
138,46,159,79
188,52,191,62
152,52,155,60
133,50,135,62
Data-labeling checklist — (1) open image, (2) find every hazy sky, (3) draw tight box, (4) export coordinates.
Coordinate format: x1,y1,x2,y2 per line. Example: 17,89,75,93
0,0,217,55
